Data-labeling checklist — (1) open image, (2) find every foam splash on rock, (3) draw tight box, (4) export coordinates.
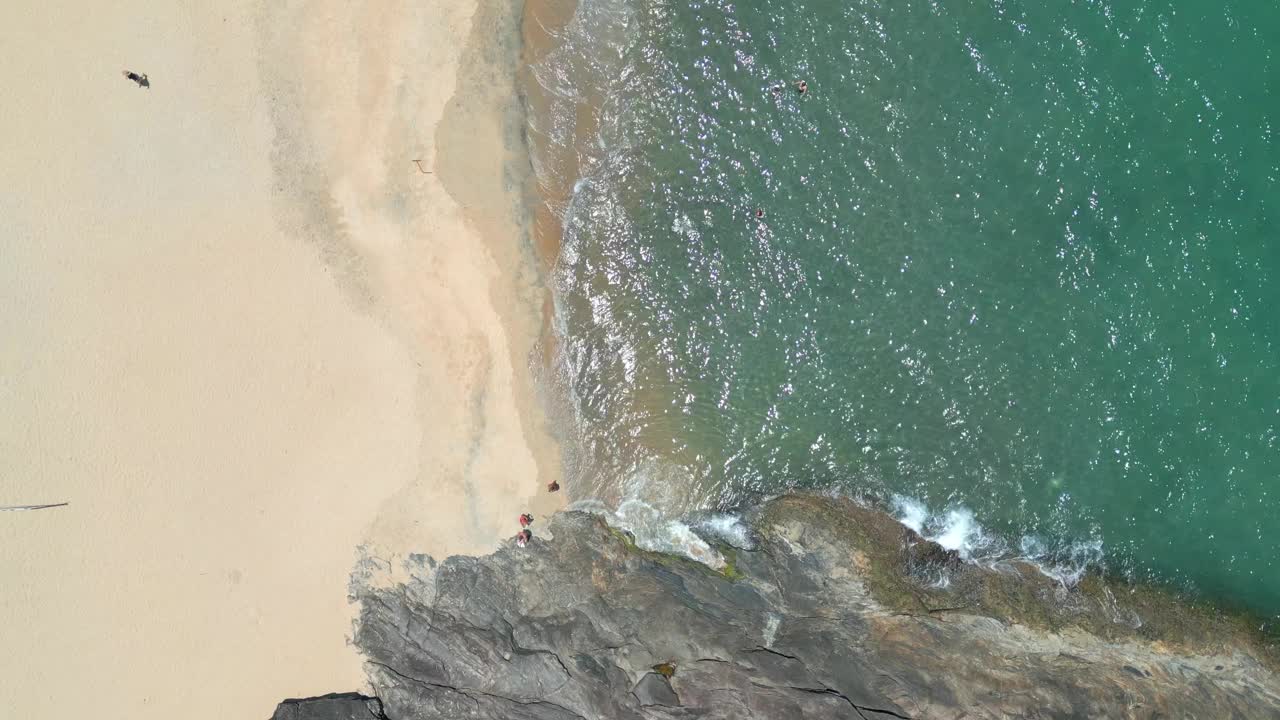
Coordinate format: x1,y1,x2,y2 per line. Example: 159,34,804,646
569,497,727,570
689,512,757,550
1018,534,1106,588
891,494,1105,587
891,495,1006,562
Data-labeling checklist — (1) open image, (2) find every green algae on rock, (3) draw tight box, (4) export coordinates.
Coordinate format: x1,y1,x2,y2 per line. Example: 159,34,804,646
757,495,1280,670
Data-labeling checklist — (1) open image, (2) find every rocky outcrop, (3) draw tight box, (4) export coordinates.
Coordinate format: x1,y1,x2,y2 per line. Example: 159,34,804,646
269,693,385,720
280,495,1280,719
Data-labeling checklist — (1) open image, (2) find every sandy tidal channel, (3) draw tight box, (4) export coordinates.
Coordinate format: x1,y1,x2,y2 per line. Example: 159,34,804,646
0,1,559,718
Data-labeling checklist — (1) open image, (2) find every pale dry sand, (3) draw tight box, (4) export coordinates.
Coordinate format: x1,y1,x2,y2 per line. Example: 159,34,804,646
0,1,560,718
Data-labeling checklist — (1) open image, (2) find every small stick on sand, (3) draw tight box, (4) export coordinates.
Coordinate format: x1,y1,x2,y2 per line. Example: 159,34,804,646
0,503,69,512
412,159,433,174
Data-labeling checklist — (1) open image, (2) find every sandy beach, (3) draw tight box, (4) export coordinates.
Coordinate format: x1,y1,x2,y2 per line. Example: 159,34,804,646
0,1,560,718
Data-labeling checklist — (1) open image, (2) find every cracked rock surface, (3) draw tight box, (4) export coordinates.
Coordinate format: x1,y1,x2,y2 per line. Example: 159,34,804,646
276,496,1280,719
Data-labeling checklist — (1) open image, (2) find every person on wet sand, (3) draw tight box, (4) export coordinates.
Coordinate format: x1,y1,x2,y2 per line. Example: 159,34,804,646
122,70,149,88
515,529,533,548
547,481,560,493
519,513,533,528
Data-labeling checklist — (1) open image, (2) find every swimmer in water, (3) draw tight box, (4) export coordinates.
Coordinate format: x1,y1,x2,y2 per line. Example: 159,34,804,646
795,80,808,95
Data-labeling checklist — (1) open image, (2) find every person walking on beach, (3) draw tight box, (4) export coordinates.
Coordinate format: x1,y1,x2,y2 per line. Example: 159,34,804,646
519,513,534,528
122,70,149,88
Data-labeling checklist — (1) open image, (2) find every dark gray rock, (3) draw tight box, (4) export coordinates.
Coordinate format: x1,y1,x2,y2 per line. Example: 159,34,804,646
631,672,679,707
269,692,384,720
283,496,1280,720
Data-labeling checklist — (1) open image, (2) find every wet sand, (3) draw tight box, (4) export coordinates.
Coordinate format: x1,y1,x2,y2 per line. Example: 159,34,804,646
0,1,560,718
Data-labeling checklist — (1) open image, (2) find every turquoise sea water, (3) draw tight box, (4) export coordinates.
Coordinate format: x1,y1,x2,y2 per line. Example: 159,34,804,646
530,0,1279,614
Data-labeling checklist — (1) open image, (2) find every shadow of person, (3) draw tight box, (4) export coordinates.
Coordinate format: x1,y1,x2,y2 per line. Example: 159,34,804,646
122,70,150,88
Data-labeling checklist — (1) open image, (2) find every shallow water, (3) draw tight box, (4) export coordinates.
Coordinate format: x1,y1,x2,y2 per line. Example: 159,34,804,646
529,0,1279,615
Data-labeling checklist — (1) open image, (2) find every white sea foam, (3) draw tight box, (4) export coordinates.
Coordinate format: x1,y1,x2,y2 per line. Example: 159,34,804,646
890,494,1104,587
932,508,991,560
614,500,727,569
1017,534,1105,588
690,512,756,550
576,488,1108,591
569,479,729,570
893,495,930,535
890,495,1005,562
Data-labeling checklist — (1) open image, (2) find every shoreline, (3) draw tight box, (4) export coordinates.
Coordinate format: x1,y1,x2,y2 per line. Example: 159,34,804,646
518,0,665,509
600,482,1280,629
515,0,594,502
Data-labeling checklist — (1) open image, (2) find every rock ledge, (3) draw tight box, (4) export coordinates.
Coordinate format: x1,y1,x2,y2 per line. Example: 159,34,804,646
274,495,1280,719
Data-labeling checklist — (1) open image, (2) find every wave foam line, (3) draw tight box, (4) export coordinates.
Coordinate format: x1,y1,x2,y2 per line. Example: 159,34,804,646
890,494,1104,588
